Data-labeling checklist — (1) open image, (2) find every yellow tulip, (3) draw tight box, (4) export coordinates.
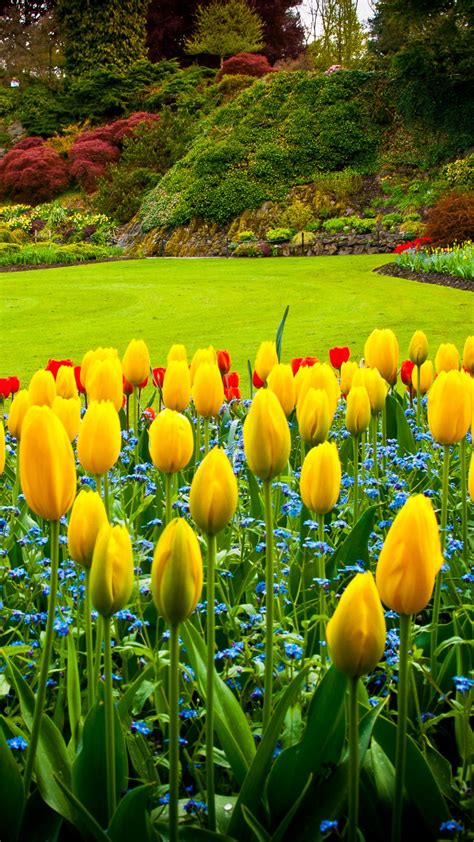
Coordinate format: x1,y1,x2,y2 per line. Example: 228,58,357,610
29,369,56,407
167,344,188,365
294,364,310,405
192,362,224,418
304,363,340,420
0,423,4,474
427,369,471,444
300,441,341,514
86,357,123,412
469,452,474,502
52,396,81,442
298,388,330,446
19,405,76,520
364,328,399,385
162,360,191,412
267,363,296,417
190,446,238,534
148,409,194,473
411,360,434,395
254,341,278,383
327,572,386,678
375,494,443,614
408,330,428,366
7,390,30,439
56,365,78,399
435,342,459,373
90,524,134,617
122,338,150,386
77,400,122,475
81,347,118,389
151,518,203,627
360,368,387,415
68,490,108,568
340,360,358,396
190,347,216,384
462,336,474,374
346,386,371,435
243,389,291,481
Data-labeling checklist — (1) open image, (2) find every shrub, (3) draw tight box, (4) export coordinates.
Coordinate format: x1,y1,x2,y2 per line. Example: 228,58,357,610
0,145,70,204
232,240,272,257
69,139,121,192
18,82,70,136
425,191,474,247
280,200,314,232
322,217,347,234
95,166,161,223
380,212,404,230
236,230,256,241
349,216,377,234
218,53,274,80
12,137,45,152
266,227,293,243
443,154,474,189
291,230,317,245
313,169,363,200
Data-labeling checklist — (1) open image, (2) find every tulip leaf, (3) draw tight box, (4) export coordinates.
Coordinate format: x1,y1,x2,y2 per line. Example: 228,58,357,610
241,804,272,841
0,724,25,841
181,620,256,786
5,659,75,825
227,665,309,840
275,304,290,362
154,822,237,841
266,666,347,828
246,468,264,520
72,694,128,828
108,784,158,842
247,359,254,398
328,505,378,578
52,774,110,841
66,632,81,752
393,397,416,454
373,717,450,831
117,663,155,721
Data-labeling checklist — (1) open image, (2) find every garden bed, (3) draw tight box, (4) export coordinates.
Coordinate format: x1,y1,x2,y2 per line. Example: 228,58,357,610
376,261,473,292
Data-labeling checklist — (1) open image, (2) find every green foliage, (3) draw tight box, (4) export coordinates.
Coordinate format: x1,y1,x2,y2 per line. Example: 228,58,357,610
185,0,264,61
140,70,382,231
443,154,474,189
18,81,71,136
0,87,16,118
322,216,347,234
95,168,161,224
379,212,404,230
322,215,377,234
0,242,122,267
266,227,293,243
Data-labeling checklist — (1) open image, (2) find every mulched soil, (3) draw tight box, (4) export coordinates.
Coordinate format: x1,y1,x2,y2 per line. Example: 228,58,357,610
376,262,473,292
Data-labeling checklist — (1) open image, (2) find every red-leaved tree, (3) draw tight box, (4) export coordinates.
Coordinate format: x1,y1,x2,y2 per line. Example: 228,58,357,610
217,52,274,79
0,143,69,203
69,139,121,192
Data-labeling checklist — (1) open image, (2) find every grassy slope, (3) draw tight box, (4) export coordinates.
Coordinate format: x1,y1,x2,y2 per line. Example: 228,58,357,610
1,256,471,387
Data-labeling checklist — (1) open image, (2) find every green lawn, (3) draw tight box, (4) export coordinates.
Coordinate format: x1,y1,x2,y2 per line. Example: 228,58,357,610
1,255,472,387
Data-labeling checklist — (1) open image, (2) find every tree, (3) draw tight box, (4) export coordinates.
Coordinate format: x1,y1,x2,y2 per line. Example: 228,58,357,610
0,1,62,78
305,1,366,70
185,0,264,65
55,0,149,76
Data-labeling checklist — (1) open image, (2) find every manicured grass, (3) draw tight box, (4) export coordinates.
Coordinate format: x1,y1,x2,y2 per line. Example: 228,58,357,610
1,255,472,386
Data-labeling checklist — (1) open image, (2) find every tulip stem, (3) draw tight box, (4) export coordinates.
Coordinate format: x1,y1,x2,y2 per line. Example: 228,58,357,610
430,445,450,676
24,519,60,795
203,417,210,455
165,473,173,524
206,533,217,833
348,676,359,842
352,434,359,524
416,365,422,431
103,472,110,520
460,438,468,568
84,568,95,709
382,399,387,471
391,612,411,842
133,386,139,465
371,416,378,479
262,479,274,734
93,615,103,702
318,514,326,653
300,437,306,470
169,624,180,842
12,440,20,507
103,615,116,823
195,415,201,462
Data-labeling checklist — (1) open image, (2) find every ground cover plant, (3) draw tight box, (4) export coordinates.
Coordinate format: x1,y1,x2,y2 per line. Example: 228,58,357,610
0,318,472,842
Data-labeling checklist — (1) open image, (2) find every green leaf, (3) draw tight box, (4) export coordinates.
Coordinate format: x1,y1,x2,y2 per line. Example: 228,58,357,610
328,505,379,578
275,304,290,362
271,774,313,842
72,695,128,828
53,774,110,841
246,468,264,520
227,666,309,839
266,666,347,827
394,398,416,454
66,632,81,751
0,724,24,841
248,359,253,399
373,717,450,831
108,784,158,842
242,804,271,841
117,663,155,721
181,620,255,787
338,435,353,468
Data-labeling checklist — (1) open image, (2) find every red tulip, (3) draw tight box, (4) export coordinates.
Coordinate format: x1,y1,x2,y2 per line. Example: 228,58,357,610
74,365,86,395
291,356,318,375
46,358,74,379
224,371,240,401
329,346,350,370
0,378,11,399
8,376,20,394
123,375,134,396
217,349,231,376
152,367,166,388
401,359,415,387
138,376,148,390
253,369,264,389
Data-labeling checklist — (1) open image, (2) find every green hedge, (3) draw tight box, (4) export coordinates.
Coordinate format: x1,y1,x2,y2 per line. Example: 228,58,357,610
140,70,382,231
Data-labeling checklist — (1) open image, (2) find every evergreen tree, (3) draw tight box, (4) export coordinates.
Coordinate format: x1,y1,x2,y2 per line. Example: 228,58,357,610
184,0,264,65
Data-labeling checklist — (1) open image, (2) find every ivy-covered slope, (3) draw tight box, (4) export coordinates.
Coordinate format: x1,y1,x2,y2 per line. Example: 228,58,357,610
139,70,385,231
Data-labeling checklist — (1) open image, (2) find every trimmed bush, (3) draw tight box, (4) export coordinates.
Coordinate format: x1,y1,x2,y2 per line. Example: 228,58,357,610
266,227,292,243
425,191,474,247
0,146,70,205
218,53,274,80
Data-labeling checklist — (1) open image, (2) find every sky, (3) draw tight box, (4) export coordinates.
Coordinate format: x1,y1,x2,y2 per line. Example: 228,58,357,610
297,1,375,38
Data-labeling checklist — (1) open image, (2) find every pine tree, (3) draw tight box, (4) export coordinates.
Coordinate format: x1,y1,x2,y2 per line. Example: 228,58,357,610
184,0,264,65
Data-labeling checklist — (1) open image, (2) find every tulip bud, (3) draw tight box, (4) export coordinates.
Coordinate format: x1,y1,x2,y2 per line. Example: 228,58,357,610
86,357,123,412
81,347,118,390
217,349,231,375
152,367,166,388
300,441,341,514
190,446,238,534
77,400,122,476
327,572,386,678
298,388,330,446
122,339,151,387
190,347,216,384
462,336,474,375
353,368,387,415
7,389,30,439
56,365,78,399
167,344,188,365
411,360,433,395
162,360,191,412
408,330,428,366
300,363,340,421
52,396,81,442
20,405,76,520
340,361,358,396
68,490,108,568
90,524,134,617
346,386,371,435
243,389,291,481
364,328,399,385
148,409,194,473
0,423,5,474
151,518,203,627
427,369,471,444
376,494,443,614
29,369,56,407
192,362,224,418
329,346,350,370
254,341,278,383
294,364,310,405
435,342,459,373
267,363,296,417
